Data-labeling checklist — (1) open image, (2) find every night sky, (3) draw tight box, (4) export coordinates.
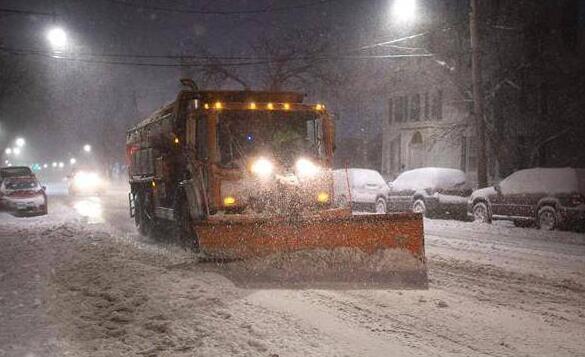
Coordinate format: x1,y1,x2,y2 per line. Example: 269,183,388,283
1,0,384,163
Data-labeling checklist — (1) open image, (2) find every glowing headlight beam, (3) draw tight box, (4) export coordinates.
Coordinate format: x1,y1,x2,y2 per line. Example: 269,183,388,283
295,158,320,178
250,157,274,178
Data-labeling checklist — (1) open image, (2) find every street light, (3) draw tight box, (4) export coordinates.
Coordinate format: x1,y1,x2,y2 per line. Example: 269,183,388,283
83,144,91,153
70,158,77,165
52,162,57,168
58,162,65,168
47,27,68,49
392,0,417,23
43,163,48,168
15,138,25,147
4,148,11,155
12,147,21,155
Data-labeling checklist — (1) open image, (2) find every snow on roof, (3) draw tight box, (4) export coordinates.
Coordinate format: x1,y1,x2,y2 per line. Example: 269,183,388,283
392,167,466,191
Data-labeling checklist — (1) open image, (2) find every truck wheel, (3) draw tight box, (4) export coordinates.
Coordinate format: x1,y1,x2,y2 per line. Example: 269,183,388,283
537,206,558,231
174,190,199,251
135,192,153,236
472,202,491,223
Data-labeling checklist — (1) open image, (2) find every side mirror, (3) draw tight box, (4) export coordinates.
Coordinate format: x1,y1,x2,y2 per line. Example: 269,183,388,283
42,186,47,191
494,184,501,193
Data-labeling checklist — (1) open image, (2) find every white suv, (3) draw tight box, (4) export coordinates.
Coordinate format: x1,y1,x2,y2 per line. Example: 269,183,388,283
333,168,389,213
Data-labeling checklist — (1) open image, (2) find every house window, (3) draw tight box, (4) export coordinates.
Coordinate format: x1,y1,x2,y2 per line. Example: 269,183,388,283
390,135,401,174
431,90,443,120
461,136,477,172
393,96,402,122
394,96,408,123
424,92,430,121
388,98,393,125
408,131,424,169
410,94,421,121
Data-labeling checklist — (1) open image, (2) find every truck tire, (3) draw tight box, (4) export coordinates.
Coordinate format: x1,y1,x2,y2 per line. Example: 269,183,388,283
174,189,199,251
135,191,153,236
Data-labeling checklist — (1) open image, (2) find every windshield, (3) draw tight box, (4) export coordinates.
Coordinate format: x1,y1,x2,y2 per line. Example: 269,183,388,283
217,110,322,168
0,167,33,178
4,178,39,191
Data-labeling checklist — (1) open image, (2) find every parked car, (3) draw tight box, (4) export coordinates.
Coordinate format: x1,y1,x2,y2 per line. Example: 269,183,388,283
0,176,48,216
468,167,585,230
333,168,389,213
387,167,471,219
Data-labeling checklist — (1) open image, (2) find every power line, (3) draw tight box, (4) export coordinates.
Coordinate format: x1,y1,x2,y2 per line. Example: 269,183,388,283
0,45,433,66
103,0,341,15
0,47,270,67
0,8,54,17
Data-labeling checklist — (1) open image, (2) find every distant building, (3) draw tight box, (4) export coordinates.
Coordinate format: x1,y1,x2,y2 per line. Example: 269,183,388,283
381,59,479,183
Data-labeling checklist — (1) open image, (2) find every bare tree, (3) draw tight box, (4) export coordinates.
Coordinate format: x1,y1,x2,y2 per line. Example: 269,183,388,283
180,27,342,92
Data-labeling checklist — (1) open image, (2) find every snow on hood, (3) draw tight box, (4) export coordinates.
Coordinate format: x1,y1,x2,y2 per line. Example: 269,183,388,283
471,186,496,199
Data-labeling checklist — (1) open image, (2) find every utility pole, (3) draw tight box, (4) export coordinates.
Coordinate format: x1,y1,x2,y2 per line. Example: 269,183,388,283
470,0,488,188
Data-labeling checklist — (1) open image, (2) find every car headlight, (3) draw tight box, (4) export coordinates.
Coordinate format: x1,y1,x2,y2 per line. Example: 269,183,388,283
250,157,274,179
74,172,101,188
295,158,320,179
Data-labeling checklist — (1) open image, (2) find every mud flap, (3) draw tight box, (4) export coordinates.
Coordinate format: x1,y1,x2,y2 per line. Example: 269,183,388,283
194,211,427,289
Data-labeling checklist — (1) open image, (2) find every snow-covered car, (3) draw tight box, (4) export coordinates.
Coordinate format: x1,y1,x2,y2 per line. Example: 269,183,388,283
387,167,471,219
468,167,585,230
0,176,48,216
333,168,389,213
68,170,107,196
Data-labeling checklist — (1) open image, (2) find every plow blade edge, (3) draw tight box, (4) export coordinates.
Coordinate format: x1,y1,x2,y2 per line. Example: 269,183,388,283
195,211,427,289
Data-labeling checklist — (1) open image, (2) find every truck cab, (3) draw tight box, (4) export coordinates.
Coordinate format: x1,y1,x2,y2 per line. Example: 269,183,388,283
126,86,334,235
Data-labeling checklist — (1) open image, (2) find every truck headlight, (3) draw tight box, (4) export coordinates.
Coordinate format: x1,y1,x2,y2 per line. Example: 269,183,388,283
250,157,274,178
295,158,320,179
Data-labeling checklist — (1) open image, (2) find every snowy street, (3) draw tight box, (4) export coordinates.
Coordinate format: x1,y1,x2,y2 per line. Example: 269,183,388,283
1,187,584,357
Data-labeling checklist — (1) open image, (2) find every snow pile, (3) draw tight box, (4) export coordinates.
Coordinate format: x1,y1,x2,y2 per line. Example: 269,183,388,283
217,248,427,289
392,167,466,191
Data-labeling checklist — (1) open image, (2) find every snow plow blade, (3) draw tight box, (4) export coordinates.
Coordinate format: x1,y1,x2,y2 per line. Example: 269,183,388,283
195,210,427,289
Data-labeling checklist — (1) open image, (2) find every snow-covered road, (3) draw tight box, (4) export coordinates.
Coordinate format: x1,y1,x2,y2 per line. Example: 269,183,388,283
1,188,584,356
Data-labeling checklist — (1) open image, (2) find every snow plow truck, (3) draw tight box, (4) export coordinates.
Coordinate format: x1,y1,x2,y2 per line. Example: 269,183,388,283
126,79,427,288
